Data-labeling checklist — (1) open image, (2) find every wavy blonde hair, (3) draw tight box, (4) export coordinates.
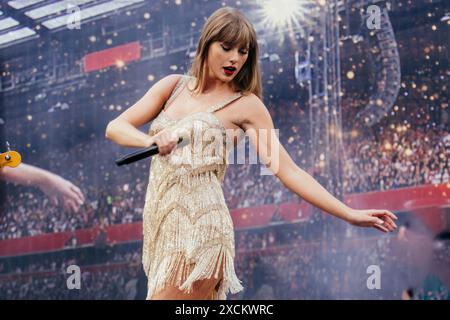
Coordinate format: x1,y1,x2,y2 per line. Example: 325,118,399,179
188,7,262,99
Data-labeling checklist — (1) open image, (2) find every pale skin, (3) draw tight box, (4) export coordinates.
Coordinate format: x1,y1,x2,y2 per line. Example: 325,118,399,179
105,40,398,299
0,163,85,213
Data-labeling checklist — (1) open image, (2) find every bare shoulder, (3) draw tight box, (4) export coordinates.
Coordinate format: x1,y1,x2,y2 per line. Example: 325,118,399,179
156,73,184,96
108,73,184,128
139,73,184,106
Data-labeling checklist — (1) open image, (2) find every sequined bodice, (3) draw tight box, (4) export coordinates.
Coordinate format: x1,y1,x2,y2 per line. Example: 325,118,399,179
147,76,242,183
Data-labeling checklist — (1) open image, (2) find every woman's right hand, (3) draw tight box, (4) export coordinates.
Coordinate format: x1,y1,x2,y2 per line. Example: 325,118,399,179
147,129,179,156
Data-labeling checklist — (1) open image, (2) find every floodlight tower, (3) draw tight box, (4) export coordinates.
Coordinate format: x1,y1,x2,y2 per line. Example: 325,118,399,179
305,0,345,235
255,0,345,236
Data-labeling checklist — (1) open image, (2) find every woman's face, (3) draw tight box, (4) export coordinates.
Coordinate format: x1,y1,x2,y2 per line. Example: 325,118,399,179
206,41,249,83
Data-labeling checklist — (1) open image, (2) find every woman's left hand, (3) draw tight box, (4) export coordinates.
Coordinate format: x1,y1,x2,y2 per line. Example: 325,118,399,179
347,209,398,233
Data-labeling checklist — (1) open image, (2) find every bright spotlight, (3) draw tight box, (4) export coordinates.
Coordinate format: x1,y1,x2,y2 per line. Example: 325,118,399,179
260,0,309,30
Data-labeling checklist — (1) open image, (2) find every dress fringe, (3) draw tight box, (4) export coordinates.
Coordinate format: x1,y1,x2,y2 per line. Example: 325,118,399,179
146,245,243,300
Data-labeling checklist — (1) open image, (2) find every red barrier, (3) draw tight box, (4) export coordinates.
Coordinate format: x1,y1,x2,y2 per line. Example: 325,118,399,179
0,183,448,257
230,204,277,228
345,183,450,233
83,41,141,73
0,223,142,257
0,231,72,256
344,183,450,212
278,201,312,222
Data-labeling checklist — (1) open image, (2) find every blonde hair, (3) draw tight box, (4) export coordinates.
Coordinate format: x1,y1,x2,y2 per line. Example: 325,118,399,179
188,7,263,99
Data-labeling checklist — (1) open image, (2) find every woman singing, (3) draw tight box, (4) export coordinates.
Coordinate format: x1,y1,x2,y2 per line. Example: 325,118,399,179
105,7,397,300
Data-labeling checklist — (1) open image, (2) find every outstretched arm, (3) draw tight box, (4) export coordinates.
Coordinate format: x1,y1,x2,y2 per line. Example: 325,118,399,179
240,95,397,233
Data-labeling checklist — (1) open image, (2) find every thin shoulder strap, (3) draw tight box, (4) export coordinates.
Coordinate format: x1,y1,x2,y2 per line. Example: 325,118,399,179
163,75,189,111
206,92,243,113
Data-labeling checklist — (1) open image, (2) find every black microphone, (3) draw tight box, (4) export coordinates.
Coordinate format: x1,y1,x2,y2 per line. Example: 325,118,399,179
115,133,190,166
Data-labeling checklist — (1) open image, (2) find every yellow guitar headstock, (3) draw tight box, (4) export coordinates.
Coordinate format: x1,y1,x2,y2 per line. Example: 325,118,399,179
0,142,22,169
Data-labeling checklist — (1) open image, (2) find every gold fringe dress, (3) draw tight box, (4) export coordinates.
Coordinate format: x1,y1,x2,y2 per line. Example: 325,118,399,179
142,75,244,300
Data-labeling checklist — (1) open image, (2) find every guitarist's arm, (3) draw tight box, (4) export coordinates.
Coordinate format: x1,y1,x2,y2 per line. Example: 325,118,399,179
0,163,49,186
0,163,85,213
